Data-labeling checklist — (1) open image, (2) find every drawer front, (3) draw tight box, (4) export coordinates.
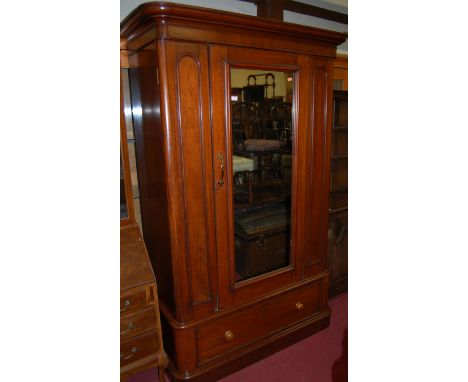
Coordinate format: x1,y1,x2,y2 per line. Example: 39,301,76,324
120,308,157,339
197,282,321,363
120,289,151,315
120,330,160,367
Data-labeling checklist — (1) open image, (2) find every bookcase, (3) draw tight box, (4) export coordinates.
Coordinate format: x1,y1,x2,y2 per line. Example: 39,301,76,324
328,90,348,297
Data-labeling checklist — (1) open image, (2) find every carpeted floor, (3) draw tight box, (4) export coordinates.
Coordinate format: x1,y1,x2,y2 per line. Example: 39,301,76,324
128,291,348,382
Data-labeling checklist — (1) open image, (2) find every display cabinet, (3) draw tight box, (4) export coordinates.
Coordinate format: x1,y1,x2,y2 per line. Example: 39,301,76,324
328,90,348,296
333,54,348,91
120,73,168,381
120,3,346,381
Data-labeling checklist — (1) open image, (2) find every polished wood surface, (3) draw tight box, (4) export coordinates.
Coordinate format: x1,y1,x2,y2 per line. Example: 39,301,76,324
120,308,157,339
196,281,321,363
121,3,346,381
164,41,217,317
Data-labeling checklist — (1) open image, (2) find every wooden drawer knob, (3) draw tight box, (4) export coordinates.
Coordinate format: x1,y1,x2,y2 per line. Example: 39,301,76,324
225,330,234,341
295,302,304,311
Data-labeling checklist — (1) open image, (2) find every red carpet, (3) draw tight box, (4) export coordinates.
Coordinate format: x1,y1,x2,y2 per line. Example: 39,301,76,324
128,291,348,382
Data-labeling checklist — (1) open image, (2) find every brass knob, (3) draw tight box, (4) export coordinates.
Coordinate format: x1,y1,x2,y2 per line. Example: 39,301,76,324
120,321,135,335
295,302,304,311
225,330,234,341
120,299,131,312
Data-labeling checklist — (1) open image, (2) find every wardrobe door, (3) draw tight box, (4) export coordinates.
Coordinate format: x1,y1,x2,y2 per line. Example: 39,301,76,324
210,45,312,308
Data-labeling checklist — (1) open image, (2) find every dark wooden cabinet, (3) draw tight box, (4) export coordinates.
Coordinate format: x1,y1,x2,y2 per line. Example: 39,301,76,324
120,3,346,381
328,90,348,297
120,72,168,381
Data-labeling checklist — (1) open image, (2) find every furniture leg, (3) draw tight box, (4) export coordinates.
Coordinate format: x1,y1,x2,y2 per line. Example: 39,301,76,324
158,365,166,382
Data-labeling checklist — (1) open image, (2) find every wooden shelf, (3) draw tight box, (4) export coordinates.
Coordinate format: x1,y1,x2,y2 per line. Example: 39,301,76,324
234,183,291,210
330,188,348,194
331,154,347,160
329,206,348,214
333,126,348,131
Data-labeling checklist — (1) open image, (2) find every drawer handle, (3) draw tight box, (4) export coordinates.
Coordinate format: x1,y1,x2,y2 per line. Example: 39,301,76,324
120,321,135,335
120,347,137,360
120,299,131,312
295,302,304,311
224,330,234,341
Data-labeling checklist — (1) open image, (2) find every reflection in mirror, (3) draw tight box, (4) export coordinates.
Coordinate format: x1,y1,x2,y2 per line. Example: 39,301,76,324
120,153,128,219
230,68,295,282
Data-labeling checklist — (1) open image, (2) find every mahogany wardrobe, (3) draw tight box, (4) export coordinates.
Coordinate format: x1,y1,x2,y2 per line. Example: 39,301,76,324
120,3,346,381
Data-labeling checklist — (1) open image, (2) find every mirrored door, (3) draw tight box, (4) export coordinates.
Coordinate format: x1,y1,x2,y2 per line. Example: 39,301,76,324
210,44,310,309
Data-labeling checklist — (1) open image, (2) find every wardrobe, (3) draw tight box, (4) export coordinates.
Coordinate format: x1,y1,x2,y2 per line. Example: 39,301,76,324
120,3,346,381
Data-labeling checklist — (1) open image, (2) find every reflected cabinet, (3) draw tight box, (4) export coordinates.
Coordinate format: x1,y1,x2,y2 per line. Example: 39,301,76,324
121,3,346,381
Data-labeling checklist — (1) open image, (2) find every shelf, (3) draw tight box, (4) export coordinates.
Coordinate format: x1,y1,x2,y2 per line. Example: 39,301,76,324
234,183,291,211
330,188,348,194
235,196,287,210
331,154,347,160
329,206,348,214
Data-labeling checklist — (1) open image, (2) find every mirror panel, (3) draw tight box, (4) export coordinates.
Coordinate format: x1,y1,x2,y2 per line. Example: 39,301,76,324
230,68,295,282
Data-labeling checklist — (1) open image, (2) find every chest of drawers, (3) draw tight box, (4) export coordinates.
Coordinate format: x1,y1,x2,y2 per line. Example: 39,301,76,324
120,225,168,381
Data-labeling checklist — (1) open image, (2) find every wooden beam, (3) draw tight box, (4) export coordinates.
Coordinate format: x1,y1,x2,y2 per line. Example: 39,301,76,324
238,0,347,24
284,1,347,24
257,0,285,20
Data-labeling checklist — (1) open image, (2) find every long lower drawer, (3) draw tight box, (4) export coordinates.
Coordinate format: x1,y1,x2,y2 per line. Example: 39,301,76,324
196,282,322,363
